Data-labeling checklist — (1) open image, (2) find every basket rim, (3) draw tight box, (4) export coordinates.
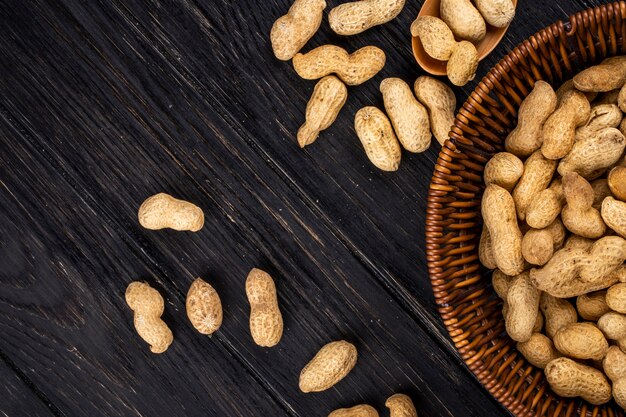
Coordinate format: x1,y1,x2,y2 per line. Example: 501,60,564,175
425,2,626,416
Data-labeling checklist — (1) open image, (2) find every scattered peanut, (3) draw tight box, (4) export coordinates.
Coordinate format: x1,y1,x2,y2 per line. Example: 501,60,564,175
125,281,173,354
138,193,204,232
329,0,406,36
246,268,283,347
293,45,386,86
413,76,456,146
354,106,402,171
446,41,479,87
328,405,379,417
186,278,223,336
298,76,348,148
380,78,431,153
385,394,417,417
299,340,357,392
270,0,326,61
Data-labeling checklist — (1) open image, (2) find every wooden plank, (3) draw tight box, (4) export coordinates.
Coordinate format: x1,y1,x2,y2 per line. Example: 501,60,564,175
0,358,56,417
0,1,506,415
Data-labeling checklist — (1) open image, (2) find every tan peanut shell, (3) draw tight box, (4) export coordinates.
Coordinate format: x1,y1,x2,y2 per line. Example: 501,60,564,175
619,83,626,112
440,0,486,42
354,106,402,171
385,394,417,417
577,291,609,321
545,357,612,405
413,76,456,146
602,197,626,238
505,272,539,342
482,185,525,276
505,81,557,157
328,404,379,417
446,41,478,87
615,379,626,410
595,89,621,105
479,225,497,269
299,340,357,392
270,0,326,61
125,281,173,354
474,0,515,27
591,178,612,209
575,104,622,142
512,151,557,221
492,269,512,299
561,173,606,239
293,45,386,86
298,76,348,148
598,312,626,351
608,166,626,201
556,79,597,103
521,219,565,266
186,278,223,335
329,0,406,36
517,333,560,369
564,234,594,250
578,236,626,282
558,127,626,179
380,78,431,153
484,152,524,192
540,294,577,339
553,322,608,360
608,283,626,314
246,268,283,347
574,56,626,92
138,193,204,232
525,189,562,229
603,345,626,381
541,90,591,160
410,16,456,61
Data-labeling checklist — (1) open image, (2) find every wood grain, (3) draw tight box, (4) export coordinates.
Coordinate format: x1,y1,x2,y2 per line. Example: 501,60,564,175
0,0,609,416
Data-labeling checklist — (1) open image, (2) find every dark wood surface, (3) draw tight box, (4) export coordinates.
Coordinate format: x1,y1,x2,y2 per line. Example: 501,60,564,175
0,0,609,416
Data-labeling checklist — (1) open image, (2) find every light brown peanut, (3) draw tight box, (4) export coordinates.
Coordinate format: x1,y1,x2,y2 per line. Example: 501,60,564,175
574,56,626,92
354,106,401,171
608,166,626,201
577,291,609,321
186,278,223,336
512,150,557,221
329,0,405,36
602,197,626,238
298,76,347,148
553,322,608,360
328,405,379,417
591,178,612,209
440,0,486,42
578,236,626,282
479,225,497,269
380,78,431,153
598,312,626,351
410,16,456,61
505,272,539,342
293,45,386,86
595,89,621,105
561,172,606,239
575,104,622,141
125,281,173,354
505,81,557,157
413,76,456,146
474,0,515,27
517,333,560,369
608,283,626,314
385,394,417,417
492,269,512,299
270,0,326,60
603,346,626,409
545,357,612,405
540,294,577,338
446,41,479,87
558,127,626,179
526,179,564,229
246,268,283,347
521,219,566,266
541,90,590,160
483,152,524,192
299,340,357,392
138,193,204,232
482,184,525,276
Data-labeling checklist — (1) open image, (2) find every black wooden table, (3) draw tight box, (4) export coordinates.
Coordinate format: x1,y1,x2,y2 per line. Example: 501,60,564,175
0,1,608,416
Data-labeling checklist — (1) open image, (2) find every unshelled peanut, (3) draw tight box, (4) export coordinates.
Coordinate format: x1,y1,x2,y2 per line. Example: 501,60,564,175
329,0,406,36
328,404,378,417
545,357,612,405
125,281,173,354
299,340,357,392
385,394,417,417
138,193,204,232
186,278,222,336
270,0,326,61
354,106,402,171
246,268,283,347
298,76,348,148
413,76,456,146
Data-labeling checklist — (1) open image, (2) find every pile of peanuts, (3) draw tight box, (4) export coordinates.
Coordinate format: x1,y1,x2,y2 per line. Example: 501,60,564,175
480,57,626,407
127,192,419,417
270,0,509,172
411,0,514,86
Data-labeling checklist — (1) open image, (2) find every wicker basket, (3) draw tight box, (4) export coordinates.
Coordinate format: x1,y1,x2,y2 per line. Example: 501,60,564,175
425,2,626,416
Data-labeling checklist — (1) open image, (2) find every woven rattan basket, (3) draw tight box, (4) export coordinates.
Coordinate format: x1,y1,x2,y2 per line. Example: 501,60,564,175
425,2,626,416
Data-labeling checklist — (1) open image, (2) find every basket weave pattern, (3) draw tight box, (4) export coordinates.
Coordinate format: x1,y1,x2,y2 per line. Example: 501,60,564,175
426,2,626,416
